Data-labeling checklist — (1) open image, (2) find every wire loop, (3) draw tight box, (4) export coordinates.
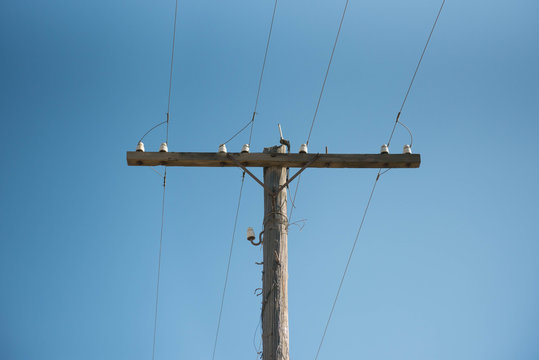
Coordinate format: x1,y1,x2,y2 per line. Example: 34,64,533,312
139,120,167,143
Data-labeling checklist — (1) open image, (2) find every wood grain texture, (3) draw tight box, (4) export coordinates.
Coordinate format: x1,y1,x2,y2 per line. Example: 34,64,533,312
126,151,420,168
262,145,290,360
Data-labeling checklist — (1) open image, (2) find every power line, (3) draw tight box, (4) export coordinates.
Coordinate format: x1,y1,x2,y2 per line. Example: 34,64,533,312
314,172,379,360
248,0,279,146
152,169,167,360
140,121,167,143
289,0,349,223
306,0,349,146
222,118,254,145
313,1,446,358
211,173,246,360
212,3,280,358
166,0,179,144
222,0,279,147
150,2,180,357
387,0,445,147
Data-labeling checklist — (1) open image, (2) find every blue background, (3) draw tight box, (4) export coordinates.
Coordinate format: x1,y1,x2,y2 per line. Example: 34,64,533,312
1,0,538,359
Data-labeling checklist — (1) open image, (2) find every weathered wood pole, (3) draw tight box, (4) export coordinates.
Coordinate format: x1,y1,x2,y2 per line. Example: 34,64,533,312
262,145,290,360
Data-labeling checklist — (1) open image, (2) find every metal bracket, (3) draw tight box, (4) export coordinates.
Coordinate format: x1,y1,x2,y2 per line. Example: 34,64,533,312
274,154,319,195
226,154,272,193
227,153,320,198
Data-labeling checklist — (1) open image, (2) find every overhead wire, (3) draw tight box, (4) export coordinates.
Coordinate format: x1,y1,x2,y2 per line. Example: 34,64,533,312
306,0,349,146
248,0,279,146
152,169,167,360
150,1,179,359
139,121,167,143
221,0,279,147
313,1,446,358
211,174,246,360
222,119,254,145
289,0,349,224
138,0,179,145
150,167,165,179
212,2,279,358
166,0,179,144
398,121,414,148
314,173,378,360
387,0,445,147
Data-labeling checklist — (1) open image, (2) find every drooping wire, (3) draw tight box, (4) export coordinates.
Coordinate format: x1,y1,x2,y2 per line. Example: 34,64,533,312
152,169,167,360
398,121,413,148
140,121,167,143
252,317,262,359
289,0,349,223
136,0,179,146
149,2,180,358
222,119,255,145
166,0,179,144
288,175,301,224
314,172,379,360
313,1,446,358
248,0,279,146
211,173,246,360
150,167,165,178
387,0,445,147
212,3,280,357
306,0,349,146
221,0,279,147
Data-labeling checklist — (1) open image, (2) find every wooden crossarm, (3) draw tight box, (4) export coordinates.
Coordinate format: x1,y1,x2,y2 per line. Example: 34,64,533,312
126,152,420,168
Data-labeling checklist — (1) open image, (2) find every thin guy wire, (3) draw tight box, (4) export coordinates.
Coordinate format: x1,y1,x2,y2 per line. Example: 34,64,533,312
211,174,246,360
248,0,279,146
166,0,179,144
152,168,167,360
314,173,379,360
306,0,349,146
387,0,445,147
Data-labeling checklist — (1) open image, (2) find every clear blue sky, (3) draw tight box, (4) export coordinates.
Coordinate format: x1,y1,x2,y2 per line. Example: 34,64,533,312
1,0,538,359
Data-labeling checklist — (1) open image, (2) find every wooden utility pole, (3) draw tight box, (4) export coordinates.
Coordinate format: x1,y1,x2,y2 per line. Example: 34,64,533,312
262,145,289,360
127,143,420,360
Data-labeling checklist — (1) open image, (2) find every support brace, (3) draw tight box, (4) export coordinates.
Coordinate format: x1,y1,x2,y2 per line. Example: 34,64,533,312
226,153,320,198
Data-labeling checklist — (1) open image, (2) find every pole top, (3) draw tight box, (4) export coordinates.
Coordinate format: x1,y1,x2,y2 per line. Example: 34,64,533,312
263,145,286,154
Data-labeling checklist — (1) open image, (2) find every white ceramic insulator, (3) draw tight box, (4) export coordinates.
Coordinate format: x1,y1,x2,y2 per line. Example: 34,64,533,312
159,142,168,152
218,144,227,153
380,144,389,154
247,227,255,241
241,144,250,153
299,144,308,154
403,144,412,154
136,141,145,152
